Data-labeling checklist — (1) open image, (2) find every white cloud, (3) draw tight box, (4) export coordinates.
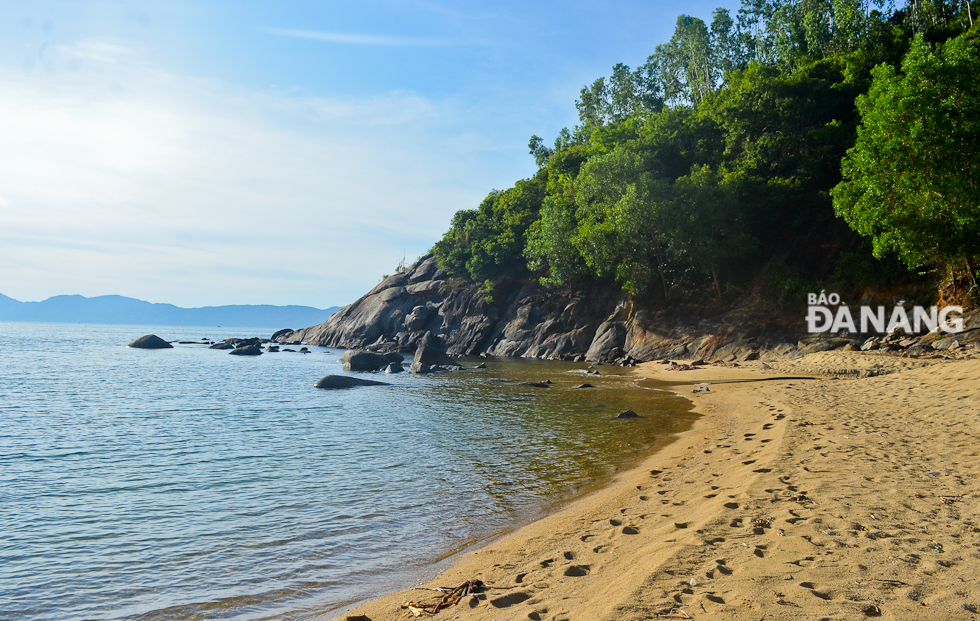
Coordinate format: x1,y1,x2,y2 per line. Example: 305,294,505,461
0,41,505,307
55,39,139,64
262,28,456,46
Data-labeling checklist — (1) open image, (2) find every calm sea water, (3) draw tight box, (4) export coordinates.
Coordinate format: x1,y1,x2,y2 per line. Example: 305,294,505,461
0,322,693,620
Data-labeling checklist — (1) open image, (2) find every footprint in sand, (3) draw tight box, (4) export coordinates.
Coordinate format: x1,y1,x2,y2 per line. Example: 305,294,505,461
563,565,590,577
563,551,574,560
490,591,531,608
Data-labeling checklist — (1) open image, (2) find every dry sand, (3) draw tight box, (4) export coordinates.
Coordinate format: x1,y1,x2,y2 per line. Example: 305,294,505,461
326,350,980,621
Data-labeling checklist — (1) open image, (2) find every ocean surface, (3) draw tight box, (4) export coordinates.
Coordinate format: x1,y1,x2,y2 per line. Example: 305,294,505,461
0,322,694,620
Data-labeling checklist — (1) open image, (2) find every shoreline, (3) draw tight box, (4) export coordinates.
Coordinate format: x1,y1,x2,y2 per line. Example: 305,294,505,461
324,351,980,621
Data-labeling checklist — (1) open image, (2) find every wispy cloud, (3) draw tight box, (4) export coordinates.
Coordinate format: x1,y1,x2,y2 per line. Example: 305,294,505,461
55,39,139,64
262,28,456,46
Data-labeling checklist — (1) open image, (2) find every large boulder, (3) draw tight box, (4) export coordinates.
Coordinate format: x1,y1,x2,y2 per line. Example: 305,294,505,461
128,334,173,349
314,375,389,389
409,332,456,373
341,349,403,371
230,344,262,356
271,328,295,342
404,305,430,331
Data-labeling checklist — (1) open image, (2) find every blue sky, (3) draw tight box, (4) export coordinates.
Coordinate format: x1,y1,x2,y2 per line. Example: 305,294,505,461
0,0,741,308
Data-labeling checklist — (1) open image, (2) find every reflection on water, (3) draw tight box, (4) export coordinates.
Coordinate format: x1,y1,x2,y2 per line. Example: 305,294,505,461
0,322,694,620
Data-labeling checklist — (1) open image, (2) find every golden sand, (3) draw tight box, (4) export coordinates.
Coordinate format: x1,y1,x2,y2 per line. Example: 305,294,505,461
326,351,980,621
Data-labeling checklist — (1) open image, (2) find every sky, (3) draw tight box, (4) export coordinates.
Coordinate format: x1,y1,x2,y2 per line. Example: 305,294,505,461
0,0,742,309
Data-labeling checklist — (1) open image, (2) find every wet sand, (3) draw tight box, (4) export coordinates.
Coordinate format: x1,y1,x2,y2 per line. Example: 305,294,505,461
325,350,980,621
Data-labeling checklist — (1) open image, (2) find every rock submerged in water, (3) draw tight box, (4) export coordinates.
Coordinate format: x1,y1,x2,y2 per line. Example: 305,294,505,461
384,362,404,373
128,334,173,349
314,375,389,389
614,410,639,419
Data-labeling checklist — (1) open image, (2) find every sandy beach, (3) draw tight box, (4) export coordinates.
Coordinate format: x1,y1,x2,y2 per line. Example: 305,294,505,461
327,350,980,621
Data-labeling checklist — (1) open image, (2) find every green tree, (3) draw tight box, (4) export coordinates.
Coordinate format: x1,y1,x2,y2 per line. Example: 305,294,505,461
832,30,980,271
433,172,547,281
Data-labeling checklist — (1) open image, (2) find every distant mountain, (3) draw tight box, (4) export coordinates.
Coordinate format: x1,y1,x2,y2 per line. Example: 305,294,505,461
0,293,341,329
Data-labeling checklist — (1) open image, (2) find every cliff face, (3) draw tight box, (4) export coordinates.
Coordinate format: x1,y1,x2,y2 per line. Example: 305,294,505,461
275,255,828,363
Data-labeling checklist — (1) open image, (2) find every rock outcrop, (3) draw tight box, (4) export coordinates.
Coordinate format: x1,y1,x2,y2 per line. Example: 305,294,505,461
274,254,980,364
128,334,173,349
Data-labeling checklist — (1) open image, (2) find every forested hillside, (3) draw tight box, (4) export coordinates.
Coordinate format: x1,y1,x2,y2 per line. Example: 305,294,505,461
432,0,979,309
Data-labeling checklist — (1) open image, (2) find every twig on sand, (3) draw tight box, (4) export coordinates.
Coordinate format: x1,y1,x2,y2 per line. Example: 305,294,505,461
873,578,910,587
402,579,514,615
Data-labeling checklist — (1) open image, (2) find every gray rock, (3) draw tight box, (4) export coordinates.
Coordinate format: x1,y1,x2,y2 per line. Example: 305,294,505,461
230,344,263,356
342,350,394,372
128,334,173,349
571,383,594,389
410,332,455,372
383,362,404,373
314,375,389,389
585,309,627,362
404,305,429,331
615,410,639,419
209,342,235,350
271,328,295,342
861,337,881,351
408,255,439,283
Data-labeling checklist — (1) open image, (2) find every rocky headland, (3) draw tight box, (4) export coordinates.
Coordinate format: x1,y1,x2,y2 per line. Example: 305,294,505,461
274,255,980,366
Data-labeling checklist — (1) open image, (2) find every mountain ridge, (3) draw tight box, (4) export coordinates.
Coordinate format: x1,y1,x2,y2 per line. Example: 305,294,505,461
0,293,341,328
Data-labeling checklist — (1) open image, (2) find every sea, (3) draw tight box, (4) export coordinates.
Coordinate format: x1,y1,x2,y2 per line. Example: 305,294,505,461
0,322,695,620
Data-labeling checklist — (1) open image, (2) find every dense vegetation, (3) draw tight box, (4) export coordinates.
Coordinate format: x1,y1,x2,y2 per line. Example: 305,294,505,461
433,0,980,304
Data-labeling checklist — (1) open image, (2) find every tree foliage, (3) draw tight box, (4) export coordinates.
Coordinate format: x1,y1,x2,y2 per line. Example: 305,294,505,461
433,0,980,300
833,30,980,269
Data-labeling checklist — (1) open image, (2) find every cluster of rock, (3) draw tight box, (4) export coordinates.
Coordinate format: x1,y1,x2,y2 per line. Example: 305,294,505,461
857,328,978,357
337,331,468,375
128,334,311,356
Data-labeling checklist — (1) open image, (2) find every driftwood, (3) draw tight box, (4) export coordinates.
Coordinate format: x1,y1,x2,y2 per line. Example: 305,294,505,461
402,579,514,615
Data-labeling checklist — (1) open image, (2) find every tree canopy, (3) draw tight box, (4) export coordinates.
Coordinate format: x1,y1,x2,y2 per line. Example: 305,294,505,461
433,0,980,301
